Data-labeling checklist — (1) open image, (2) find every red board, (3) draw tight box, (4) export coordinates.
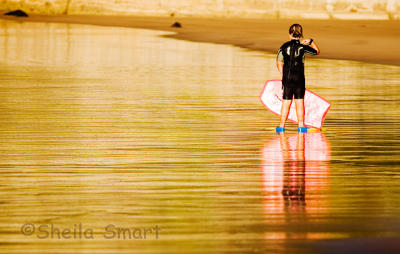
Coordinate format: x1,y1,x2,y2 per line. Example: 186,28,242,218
260,80,330,129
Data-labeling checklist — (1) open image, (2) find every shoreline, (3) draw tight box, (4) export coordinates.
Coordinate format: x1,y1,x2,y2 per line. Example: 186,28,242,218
0,14,399,66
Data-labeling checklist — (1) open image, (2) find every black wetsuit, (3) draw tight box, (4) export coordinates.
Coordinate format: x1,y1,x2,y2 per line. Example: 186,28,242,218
277,39,317,100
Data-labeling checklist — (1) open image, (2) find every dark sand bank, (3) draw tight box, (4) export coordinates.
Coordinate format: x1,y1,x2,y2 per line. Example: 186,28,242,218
1,14,399,65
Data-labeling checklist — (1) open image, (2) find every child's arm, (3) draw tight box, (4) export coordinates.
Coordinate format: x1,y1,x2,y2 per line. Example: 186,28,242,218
276,61,283,76
276,49,284,76
310,40,320,55
302,38,320,55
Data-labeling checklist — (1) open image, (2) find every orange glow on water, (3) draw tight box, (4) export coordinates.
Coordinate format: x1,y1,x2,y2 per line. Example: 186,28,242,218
261,133,331,240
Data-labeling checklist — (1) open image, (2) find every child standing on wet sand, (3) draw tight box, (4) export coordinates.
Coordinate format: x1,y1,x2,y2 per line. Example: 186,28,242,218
275,24,320,133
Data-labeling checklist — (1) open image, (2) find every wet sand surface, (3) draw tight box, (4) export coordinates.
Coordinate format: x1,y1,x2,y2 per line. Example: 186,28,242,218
0,20,400,253
0,14,399,66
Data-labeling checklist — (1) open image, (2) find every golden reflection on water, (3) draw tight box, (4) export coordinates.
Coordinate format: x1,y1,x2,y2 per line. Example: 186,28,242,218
261,133,332,240
0,20,400,254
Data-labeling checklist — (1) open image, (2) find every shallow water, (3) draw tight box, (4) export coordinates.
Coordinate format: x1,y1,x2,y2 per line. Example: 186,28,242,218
0,20,400,254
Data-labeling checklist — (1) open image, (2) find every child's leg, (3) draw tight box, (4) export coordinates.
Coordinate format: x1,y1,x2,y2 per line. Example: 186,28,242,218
294,99,305,127
279,99,292,127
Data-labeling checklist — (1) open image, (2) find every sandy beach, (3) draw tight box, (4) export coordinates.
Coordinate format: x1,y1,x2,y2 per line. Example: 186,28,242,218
0,14,399,66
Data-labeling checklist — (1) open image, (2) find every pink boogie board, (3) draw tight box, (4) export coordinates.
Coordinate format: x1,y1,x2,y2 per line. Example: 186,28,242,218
260,80,330,129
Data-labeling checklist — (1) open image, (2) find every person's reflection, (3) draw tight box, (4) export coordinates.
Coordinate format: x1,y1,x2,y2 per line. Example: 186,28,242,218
280,133,306,220
261,132,330,240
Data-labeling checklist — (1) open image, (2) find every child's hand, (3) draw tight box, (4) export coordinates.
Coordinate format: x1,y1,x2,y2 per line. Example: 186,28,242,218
302,38,311,45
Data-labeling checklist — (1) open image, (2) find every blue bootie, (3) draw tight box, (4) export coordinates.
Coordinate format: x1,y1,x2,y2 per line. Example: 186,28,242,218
275,127,285,133
298,127,308,133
